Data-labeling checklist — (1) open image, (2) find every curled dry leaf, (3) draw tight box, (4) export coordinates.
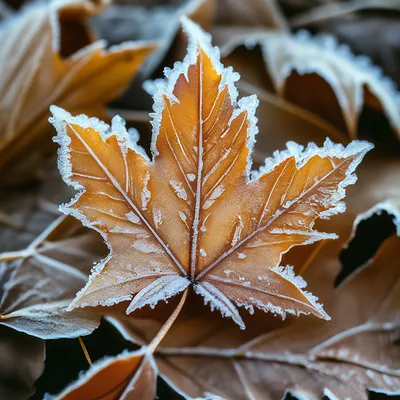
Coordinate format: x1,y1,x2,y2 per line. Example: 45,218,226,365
0,0,155,182
50,18,372,329
220,29,400,139
0,325,45,400
292,1,400,85
51,349,157,400
115,203,400,400
0,216,107,339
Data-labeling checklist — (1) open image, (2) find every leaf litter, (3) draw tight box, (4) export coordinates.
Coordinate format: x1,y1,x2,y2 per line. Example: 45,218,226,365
1,0,399,399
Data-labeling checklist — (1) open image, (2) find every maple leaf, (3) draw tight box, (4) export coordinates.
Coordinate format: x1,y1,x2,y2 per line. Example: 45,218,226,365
0,0,155,182
114,203,400,400
0,216,107,339
50,18,372,329
219,29,400,139
53,349,157,400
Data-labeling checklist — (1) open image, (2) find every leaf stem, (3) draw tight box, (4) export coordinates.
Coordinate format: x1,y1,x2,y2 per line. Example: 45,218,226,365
147,288,188,354
78,337,92,366
298,241,326,275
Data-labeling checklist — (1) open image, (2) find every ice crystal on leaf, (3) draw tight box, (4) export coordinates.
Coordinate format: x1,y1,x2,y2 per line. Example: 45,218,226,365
50,17,373,329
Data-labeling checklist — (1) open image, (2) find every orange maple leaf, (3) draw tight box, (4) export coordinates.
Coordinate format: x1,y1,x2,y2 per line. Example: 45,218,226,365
50,18,372,329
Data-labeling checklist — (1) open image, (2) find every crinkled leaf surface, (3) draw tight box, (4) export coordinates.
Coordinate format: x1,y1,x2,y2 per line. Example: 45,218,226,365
0,0,155,181
220,29,400,139
51,18,372,329
0,217,107,339
114,204,400,400
51,349,157,400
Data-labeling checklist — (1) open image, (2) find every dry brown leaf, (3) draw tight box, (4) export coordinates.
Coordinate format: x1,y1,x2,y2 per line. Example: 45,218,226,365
238,80,347,162
215,0,288,29
115,204,400,399
0,0,155,182
0,325,44,400
50,18,372,329
290,0,400,28
291,0,400,86
220,29,400,139
0,216,107,339
53,350,157,400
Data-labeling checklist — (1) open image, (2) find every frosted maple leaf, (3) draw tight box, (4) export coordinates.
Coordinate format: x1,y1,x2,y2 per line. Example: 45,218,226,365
50,18,373,329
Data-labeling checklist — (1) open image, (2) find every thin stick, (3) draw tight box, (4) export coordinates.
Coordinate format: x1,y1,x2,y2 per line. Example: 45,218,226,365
298,241,326,276
0,250,30,262
78,337,92,366
147,288,188,354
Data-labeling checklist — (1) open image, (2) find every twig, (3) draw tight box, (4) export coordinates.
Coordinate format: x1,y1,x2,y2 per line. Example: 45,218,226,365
78,337,92,366
147,288,188,354
298,241,326,276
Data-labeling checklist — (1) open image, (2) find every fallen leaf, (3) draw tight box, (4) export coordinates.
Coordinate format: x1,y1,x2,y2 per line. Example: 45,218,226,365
291,1,400,85
238,80,346,162
214,0,288,29
0,325,45,400
50,18,372,329
52,349,157,400
289,0,400,29
0,0,155,183
0,216,107,339
115,203,400,399
219,29,400,139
